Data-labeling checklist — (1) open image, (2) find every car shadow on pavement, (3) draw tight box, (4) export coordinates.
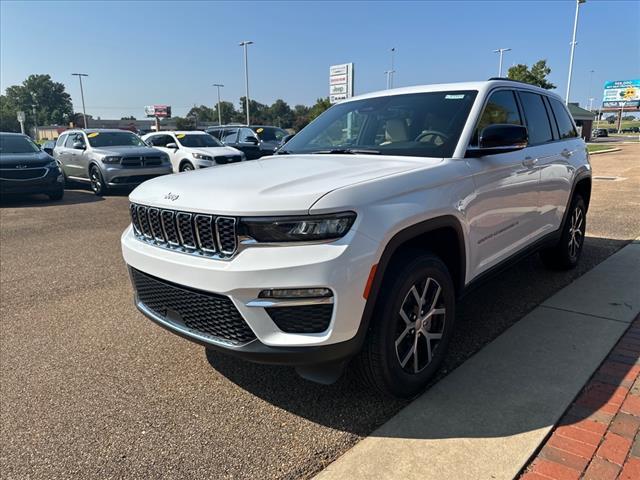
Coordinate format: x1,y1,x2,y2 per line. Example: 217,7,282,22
0,189,104,208
206,236,635,439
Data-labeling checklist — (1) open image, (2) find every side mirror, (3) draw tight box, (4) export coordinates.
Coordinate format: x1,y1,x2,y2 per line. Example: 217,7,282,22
43,147,54,155
72,141,85,150
243,136,259,144
165,142,178,149
281,133,295,144
466,124,528,157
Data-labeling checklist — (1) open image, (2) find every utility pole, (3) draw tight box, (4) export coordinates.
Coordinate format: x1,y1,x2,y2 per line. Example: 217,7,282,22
493,48,511,77
239,41,253,126
213,83,224,126
565,0,586,105
71,73,89,128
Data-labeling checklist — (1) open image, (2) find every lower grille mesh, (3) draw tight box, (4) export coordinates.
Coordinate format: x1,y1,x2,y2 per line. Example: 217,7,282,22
131,268,256,345
266,304,333,334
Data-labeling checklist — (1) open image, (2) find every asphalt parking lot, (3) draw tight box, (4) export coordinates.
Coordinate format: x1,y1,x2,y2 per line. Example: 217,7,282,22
1,144,638,480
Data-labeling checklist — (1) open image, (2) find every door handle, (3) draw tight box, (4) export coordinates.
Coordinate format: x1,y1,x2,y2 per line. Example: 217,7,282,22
522,156,538,167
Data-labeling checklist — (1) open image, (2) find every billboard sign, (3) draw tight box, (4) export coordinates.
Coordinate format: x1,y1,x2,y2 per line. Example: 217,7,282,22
144,105,172,118
602,80,640,108
329,63,354,104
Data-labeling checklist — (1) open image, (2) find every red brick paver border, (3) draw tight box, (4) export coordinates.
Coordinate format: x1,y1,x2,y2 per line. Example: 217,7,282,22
521,318,640,480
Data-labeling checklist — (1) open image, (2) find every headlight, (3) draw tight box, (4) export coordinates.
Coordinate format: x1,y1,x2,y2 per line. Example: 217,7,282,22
102,156,121,164
240,212,356,242
161,154,170,163
192,152,213,161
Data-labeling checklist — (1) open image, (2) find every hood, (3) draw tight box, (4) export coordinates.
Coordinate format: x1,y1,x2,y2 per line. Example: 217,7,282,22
130,154,433,216
91,146,162,157
0,151,53,167
191,146,242,157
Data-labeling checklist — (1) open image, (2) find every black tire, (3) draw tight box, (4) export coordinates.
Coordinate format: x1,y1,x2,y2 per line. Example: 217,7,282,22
89,165,107,196
354,253,456,398
540,194,586,270
180,161,194,172
48,188,64,201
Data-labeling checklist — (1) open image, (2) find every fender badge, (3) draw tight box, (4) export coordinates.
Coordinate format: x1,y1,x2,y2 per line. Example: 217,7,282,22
164,192,179,201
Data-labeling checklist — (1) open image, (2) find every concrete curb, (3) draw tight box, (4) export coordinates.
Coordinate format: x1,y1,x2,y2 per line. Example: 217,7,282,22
589,147,622,155
314,241,640,480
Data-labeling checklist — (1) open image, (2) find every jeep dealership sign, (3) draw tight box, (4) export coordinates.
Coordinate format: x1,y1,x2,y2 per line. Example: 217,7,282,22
329,63,354,104
602,80,640,108
144,105,172,118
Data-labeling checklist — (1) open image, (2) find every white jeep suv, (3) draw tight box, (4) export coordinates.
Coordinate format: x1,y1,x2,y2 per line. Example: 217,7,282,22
122,80,591,397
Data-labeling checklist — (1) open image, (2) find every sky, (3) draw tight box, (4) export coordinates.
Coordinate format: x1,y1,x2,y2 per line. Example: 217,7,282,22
1,0,639,119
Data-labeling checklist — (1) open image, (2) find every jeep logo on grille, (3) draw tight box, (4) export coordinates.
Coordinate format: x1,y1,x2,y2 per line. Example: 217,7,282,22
164,192,179,201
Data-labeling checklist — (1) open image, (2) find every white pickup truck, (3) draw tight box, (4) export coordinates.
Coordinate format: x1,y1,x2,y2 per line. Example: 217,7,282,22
122,79,591,397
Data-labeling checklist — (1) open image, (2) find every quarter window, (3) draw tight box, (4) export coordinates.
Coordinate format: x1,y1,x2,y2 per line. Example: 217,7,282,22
473,90,521,145
222,129,238,143
519,92,553,145
56,134,67,147
549,98,578,139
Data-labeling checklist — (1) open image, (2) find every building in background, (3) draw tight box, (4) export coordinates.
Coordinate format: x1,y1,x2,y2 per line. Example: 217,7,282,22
567,103,596,141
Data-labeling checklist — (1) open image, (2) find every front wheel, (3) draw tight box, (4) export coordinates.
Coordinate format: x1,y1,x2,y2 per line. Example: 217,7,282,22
540,194,586,270
179,161,194,172
89,165,107,196
354,253,456,398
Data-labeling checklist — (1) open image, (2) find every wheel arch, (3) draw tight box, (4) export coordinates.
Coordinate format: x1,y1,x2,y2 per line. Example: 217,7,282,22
352,215,467,354
179,158,194,170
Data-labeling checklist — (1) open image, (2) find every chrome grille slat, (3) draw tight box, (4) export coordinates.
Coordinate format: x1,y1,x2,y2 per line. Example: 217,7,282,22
194,214,216,253
161,210,179,245
130,203,238,259
216,217,237,255
137,205,152,238
147,208,164,242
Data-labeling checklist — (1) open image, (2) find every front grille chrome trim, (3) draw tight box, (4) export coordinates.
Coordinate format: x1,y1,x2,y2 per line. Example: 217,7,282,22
130,203,239,260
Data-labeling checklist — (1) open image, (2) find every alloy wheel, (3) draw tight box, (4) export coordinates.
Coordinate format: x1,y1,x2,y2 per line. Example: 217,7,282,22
568,206,584,259
394,277,446,374
90,169,101,193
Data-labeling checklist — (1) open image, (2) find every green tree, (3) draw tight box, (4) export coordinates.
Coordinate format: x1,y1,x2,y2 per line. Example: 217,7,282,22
186,105,216,122
507,60,556,89
175,116,196,130
0,95,20,132
121,115,136,120
2,74,73,132
267,99,294,128
308,97,331,121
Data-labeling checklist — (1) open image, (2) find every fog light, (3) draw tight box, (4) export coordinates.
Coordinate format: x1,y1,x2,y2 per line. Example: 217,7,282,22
259,288,333,299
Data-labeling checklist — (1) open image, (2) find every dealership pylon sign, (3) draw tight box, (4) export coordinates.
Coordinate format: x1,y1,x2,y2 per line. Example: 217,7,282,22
329,63,354,104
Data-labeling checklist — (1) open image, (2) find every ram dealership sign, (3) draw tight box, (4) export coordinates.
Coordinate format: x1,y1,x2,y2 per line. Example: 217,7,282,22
329,63,354,104
144,105,172,118
602,80,640,108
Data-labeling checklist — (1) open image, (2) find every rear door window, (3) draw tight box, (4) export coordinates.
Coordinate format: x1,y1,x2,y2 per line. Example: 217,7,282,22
518,91,553,145
549,98,578,139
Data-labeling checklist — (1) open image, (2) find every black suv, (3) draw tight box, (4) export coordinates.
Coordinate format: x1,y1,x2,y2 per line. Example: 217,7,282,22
206,125,288,159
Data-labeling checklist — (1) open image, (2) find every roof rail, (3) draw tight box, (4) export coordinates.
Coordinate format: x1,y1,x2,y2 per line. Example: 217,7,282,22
488,77,531,85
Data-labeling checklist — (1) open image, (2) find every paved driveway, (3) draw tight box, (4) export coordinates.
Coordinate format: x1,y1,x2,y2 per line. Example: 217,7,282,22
1,145,638,479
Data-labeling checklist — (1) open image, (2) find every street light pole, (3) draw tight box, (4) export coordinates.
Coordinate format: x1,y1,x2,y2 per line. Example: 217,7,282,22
390,47,395,88
493,48,511,77
565,0,586,105
239,41,253,126
587,69,595,108
32,104,37,139
72,73,89,128
213,83,224,126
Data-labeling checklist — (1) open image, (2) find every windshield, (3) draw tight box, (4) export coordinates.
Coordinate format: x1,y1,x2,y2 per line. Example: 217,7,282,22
282,91,477,158
87,131,145,148
252,127,287,142
177,133,222,148
0,135,40,154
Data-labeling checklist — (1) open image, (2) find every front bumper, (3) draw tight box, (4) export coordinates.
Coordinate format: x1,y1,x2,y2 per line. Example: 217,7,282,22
121,224,377,365
103,164,173,186
0,167,64,194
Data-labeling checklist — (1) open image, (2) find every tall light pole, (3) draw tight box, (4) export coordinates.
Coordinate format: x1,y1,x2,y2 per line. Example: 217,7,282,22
385,70,395,89
493,48,511,77
71,73,89,128
565,0,586,105
213,83,224,126
587,69,595,108
389,47,396,88
32,104,37,139
239,41,253,126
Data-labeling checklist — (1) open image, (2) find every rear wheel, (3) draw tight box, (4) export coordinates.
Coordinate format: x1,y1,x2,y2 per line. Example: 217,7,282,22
540,194,586,270
89,165,107,196
354,253,456,398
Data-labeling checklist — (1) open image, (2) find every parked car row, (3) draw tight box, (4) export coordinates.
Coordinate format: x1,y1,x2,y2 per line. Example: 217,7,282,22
1,124,292,201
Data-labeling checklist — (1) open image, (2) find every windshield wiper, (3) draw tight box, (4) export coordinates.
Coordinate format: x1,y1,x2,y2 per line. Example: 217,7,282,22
309,148,381,155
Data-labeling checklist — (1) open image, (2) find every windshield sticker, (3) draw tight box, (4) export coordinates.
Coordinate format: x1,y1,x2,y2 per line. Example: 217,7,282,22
256,127,264,133
445,94,465,100
87,132,100,138
176,133,186,139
